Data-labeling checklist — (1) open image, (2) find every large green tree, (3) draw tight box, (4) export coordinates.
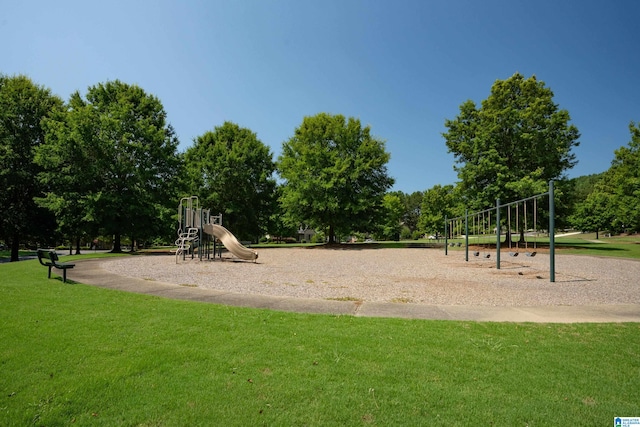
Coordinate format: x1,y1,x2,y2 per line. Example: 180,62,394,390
35,94,98,254
599,121,640,233
36,80,182,252
570,173,604,203
418,184,460,237
278,113,394,243
184,122,277,241
570,190,615,238
376,193,404,241
0,74,63,261
444,73,580,210
393,190,423,238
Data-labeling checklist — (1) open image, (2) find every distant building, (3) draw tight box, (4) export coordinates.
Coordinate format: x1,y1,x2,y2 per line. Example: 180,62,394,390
297,226,316,242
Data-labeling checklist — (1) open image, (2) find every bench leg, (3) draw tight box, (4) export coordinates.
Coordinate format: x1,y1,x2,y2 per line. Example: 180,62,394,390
63,269,67,283
48,266,52,279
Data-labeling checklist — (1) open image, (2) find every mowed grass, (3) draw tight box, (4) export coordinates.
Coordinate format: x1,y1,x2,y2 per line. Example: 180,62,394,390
555,233,640,258
1,256,639,426
442,232,640,259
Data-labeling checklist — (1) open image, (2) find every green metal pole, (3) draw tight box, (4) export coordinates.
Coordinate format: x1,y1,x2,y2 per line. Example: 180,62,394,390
549,180,555,282
444,215,448,256
496,198,501,270
465,210,469,262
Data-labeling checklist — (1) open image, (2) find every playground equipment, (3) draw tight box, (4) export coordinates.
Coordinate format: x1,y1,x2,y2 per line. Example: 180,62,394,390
203,224,258,261
470,214,480,257
445,181,556,282
506,200,538,257
524,198,538,257
456,209,492,258
176,196,204,262
176,196,258,263
481,211,491,258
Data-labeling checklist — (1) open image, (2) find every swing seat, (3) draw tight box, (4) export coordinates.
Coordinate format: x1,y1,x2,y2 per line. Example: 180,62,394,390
473,251,479,257
509,252,519,257
526,251,537,257
483,253,491,259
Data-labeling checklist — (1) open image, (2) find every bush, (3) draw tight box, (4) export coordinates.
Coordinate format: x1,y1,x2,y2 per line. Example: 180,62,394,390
311,233,325,244
400,226,412,240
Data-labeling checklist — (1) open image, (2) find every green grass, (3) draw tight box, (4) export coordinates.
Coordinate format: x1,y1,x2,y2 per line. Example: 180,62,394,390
1,256,639,425
554,233,640,259
0,249,37,260
0,250,129,262
443,233,640,259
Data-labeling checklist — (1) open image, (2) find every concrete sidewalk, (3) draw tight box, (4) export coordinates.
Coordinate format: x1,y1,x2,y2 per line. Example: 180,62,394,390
66,259,640,323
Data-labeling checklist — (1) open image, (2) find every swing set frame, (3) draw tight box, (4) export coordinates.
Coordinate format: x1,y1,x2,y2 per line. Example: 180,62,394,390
506,198,538,257
445,181,556,282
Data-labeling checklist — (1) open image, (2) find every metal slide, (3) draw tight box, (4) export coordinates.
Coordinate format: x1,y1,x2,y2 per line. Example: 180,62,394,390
203,224,258,261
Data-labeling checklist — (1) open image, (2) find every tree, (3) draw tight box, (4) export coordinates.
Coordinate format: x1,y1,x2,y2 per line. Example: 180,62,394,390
570,173,604,203
376,193,404,241
391,190,423,238
278,113,394,243
418,184,460,237
266,185,300,241
36,80,182,252
0,74,63,261
444,73,580,210
599,121,640,233
35,96,97,254
570,190,615,238
184,122,277,241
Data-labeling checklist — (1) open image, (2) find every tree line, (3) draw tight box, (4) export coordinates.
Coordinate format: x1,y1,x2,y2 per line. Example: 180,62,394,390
1,73,637,261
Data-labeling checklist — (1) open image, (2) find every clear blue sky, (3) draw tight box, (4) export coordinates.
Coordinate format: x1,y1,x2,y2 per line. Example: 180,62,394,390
3,0,639,194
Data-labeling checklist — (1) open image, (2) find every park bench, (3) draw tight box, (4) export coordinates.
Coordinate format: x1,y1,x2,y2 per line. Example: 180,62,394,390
37,249,75,283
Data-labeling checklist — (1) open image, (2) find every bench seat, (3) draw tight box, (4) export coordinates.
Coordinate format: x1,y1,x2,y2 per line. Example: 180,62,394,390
37,249,75,283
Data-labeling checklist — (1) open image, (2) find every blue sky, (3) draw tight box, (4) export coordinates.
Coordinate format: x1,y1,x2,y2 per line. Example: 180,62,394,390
3,0,639,194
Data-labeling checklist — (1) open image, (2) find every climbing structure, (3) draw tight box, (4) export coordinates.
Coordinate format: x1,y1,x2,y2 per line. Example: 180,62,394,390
176,196,257,263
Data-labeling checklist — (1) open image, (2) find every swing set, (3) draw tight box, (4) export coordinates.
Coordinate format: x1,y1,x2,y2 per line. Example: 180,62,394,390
444,181,557,282
471,209,493,258
506,198,538,258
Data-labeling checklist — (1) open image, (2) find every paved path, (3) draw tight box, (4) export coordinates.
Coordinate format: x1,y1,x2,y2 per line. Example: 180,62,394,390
66,258,640,323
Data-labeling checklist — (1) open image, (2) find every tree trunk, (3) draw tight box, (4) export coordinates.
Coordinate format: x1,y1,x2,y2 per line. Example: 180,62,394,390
112,233,122,253
328,224,336,244
75,237,82,255
10,233,19,262
596,229,599,240
504,229,513,248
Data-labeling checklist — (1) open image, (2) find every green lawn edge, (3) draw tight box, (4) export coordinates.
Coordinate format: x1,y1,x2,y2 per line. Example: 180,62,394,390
1,256,639,425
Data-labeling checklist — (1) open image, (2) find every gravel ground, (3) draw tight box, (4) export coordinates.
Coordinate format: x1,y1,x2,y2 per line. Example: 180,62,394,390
103,247,640,306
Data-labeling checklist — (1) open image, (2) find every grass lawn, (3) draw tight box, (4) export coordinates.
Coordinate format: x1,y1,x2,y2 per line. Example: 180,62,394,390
1,254,639,425
554,233,640,259
440,232,640,259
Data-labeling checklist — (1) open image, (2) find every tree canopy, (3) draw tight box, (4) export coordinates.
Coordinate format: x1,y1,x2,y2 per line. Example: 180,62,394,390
394,191,423,239
570,190,615,238
418,184,460,236
444,73,580,210
36,80,182,252
377,193,404,241
184,122,277,241
277,113,394,243
596,121,640,233
0,74,63,261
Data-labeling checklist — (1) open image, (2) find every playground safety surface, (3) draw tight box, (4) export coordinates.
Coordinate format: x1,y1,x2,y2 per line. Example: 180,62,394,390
66,256,640,323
